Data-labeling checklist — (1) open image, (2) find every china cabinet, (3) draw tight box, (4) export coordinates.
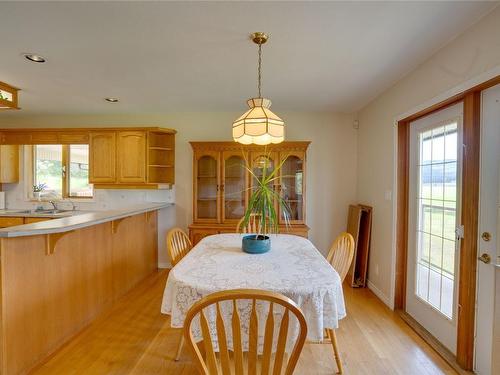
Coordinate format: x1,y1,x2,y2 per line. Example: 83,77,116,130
189,141,309,244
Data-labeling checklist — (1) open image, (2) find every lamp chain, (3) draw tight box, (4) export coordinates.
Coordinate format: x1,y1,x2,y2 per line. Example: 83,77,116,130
258,42,262,98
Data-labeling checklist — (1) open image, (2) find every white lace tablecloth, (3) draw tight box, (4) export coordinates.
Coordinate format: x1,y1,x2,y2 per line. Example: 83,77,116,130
161,234,346,350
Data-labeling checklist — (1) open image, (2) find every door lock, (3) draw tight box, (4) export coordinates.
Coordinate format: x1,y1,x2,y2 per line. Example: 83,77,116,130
481,232,492,241
478,253,491,264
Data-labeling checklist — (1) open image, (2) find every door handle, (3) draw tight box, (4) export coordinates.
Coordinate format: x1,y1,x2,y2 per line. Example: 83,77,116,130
478,253,491,264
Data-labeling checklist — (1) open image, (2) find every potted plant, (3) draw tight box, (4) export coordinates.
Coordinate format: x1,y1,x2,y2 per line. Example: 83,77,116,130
239,153,291,254
32,183,47,201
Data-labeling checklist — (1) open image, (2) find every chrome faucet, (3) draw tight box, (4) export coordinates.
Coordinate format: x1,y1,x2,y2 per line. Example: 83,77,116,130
49,201,58,210
67,199,77,211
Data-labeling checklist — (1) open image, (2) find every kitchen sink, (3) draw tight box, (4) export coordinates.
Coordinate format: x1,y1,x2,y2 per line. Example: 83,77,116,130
31,209,68,215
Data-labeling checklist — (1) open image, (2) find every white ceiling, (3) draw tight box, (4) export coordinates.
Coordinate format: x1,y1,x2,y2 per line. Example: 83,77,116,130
0,1,497,115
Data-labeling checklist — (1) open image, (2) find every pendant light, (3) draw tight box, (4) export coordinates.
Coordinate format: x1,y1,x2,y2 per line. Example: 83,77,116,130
232,32,285,145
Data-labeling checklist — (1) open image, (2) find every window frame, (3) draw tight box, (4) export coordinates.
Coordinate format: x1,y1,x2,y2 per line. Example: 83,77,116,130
32,144,93,200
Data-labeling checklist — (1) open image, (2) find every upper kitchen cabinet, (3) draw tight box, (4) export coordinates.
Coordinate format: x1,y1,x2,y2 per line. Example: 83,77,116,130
116,131,146,183
89,132,116,183
0,145,19,183
89,128,175,188
0,127,176,189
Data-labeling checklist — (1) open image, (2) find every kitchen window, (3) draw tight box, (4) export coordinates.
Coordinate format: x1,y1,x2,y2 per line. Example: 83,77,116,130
33,144,93,198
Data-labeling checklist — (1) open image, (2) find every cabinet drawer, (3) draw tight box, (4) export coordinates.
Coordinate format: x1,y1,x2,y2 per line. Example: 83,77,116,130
89,132,117,183
0,217,24,228
24,217,52,224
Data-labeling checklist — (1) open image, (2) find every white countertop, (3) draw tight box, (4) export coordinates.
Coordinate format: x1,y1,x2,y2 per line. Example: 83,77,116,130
0,203,173,238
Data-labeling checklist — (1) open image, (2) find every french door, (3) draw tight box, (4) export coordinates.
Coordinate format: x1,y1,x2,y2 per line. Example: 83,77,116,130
474,84,500,374
407,102,463,353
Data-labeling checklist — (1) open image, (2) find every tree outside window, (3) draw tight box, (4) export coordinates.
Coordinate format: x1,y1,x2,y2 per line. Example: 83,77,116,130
34,144,93,199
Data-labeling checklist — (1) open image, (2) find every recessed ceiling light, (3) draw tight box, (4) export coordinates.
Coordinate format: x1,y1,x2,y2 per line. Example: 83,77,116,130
23,54,46,63
105,97,119,103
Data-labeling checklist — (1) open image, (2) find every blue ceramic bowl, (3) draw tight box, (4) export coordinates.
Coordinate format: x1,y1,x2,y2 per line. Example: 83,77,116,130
242,235,271,254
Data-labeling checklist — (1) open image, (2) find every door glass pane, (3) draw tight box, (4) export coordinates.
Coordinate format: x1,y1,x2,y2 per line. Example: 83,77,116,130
416,121,458,319
34,145,63,198
197,156,217,219
224,155,245,220
69,145,93,197
281,155,304,221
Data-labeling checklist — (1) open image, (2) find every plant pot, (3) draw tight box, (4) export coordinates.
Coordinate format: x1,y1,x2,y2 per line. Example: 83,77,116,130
242,235,271,254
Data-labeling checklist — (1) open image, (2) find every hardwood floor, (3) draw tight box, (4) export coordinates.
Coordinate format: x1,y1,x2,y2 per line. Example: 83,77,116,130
33,269,456,375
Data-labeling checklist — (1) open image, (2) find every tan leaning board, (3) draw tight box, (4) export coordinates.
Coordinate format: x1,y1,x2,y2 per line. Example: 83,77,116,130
346,204,373,288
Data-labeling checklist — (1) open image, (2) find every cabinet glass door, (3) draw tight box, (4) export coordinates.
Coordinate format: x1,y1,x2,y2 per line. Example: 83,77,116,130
250,151,279,223
196,153,219,221
222,152,247,222
280,152,305,223
250,152,277,191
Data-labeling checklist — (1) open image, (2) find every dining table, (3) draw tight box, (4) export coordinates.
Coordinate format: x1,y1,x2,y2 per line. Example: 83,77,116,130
161,233,346,352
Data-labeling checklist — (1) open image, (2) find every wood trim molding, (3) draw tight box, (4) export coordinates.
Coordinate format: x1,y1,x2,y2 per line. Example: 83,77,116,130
190,141,311,152
395,76,497,370
398,311,473,375
395,121,410,310
0,127,176,145
456,91,481,369
399,75,500,123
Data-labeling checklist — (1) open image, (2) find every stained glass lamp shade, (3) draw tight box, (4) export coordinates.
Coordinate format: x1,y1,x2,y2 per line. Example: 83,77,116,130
232,97,284,145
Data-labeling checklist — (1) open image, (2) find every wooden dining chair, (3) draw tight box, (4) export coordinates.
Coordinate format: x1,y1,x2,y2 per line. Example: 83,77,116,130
183,289,308,375
324,231,355,374
326,232,355,283
167,228,192,267
167,228,193,361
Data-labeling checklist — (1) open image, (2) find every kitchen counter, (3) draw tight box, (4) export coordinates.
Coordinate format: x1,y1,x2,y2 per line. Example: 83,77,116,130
0,202,173,238
0,202,169,374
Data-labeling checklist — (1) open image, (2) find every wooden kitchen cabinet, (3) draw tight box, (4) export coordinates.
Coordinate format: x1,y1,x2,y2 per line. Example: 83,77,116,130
117,131,146,183
24,217,52,224
189,141,310,245
89,128,175,188
0,216,53,227
0,145,19,183
0,217,24,228
89,132,116,183
0,127,175,189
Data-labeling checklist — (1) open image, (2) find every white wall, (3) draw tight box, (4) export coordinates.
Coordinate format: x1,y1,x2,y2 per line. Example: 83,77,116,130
0,111,357,266
357,6,500,305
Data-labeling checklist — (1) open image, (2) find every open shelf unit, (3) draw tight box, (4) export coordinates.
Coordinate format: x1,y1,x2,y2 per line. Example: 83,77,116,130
147,131,175,184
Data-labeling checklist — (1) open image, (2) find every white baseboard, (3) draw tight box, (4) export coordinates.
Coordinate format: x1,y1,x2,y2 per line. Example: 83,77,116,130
158,262,172,269
367,279,394,309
